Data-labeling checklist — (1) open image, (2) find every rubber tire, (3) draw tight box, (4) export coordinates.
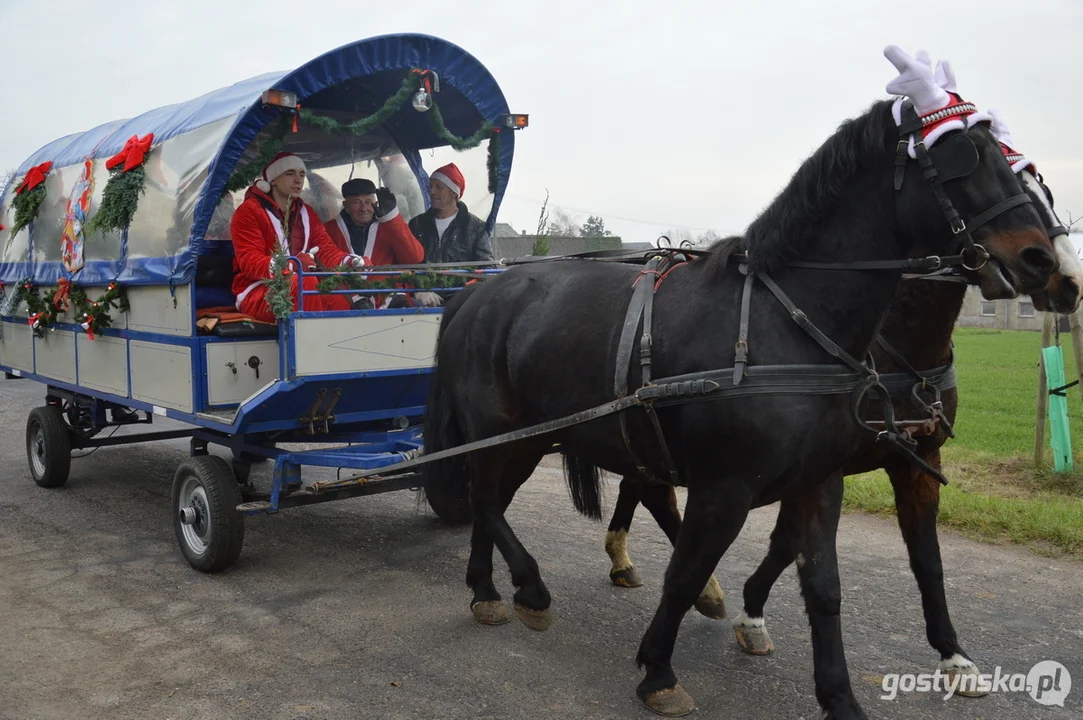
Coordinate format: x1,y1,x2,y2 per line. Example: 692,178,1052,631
26,406,72,488
171,455,245,573
423,475,473,526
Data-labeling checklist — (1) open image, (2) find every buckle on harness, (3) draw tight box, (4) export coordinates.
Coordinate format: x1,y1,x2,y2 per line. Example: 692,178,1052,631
951,217,967,235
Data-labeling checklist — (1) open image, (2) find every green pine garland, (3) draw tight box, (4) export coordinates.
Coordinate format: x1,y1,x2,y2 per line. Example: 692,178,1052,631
10,185,46,238
264,249,294,320
4,277,57,338
316,266,483,295
85,165,147,236
223,116,291,196
70,282,130,337
298,73,422,137
223,70,504,202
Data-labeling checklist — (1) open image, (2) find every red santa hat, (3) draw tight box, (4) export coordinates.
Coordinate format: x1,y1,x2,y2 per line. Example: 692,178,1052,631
255,151,306,193
430,163,465,197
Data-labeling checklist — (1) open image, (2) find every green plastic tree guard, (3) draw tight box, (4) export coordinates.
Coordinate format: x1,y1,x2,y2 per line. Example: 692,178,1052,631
1042,345,1073,472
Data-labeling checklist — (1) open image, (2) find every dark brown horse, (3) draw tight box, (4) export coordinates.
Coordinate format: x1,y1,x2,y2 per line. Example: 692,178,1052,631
421,52,1059,717
596,165,1082,698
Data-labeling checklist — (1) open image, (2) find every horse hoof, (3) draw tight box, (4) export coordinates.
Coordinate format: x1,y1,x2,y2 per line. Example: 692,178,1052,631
694,594,727,620
733,613,774,655
471,600,511,626
939,656,990,698
610,566,644,588
513,603,553,631
643,684,696,717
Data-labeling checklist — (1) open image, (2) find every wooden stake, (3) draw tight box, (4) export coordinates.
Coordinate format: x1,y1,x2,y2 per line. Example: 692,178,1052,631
1070,311,1083,403
1034,312,1054,467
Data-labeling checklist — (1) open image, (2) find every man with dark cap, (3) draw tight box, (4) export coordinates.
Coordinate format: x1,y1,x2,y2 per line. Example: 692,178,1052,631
325,178,424,266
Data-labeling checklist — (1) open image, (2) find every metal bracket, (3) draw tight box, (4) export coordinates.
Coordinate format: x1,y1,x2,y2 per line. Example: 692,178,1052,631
313,388,343,434
300,388,327,435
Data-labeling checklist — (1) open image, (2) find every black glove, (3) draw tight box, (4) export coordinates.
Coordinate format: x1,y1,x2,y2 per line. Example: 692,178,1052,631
375,187,397,219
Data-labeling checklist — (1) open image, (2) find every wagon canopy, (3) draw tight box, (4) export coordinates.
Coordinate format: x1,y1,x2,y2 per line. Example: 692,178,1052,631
0,33,514,287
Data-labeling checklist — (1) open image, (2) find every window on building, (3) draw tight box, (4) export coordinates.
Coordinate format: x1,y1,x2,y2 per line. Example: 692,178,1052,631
1018,301,1035,318
980,301,997,317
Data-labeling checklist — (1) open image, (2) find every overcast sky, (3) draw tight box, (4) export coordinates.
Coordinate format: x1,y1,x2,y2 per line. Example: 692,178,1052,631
2,0,1081,246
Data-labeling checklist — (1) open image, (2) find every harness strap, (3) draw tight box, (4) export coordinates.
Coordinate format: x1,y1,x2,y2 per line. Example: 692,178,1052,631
636,261,682,483
614,264,655,477
967,193,1033,232
755,271,871,377
734,265,754,385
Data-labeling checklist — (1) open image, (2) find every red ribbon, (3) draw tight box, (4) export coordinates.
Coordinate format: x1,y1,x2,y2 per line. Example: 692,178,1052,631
15,161,53,194
292,104,301,133
28,311,45,328
105,133,154,173
53,279,72,312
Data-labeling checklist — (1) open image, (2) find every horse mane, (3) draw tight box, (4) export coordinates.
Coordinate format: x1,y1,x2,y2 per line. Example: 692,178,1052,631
704,99,896,276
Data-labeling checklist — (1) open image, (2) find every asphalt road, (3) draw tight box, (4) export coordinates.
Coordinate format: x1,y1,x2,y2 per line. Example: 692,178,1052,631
1,376,1080,720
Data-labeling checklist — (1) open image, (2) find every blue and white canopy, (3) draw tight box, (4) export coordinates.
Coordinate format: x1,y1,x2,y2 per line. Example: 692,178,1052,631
0,33,515,286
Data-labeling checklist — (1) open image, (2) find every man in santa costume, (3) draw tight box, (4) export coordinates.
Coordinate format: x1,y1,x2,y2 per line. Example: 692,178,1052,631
324,178,423,265
230,152,365,322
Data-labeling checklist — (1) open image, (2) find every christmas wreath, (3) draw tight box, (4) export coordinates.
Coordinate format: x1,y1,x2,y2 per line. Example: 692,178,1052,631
9,162,53,238
85,134,154,236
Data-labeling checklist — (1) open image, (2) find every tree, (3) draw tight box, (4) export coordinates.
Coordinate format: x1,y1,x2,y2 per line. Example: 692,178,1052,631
695,229,722,246
547,208,580,237
659,228,693,247
1,168,14,193
580,215,608,238
532,190,552,257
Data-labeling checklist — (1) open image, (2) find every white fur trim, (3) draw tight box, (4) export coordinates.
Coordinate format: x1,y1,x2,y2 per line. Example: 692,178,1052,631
263,206,311,253
235,279,264,310
335,215,349,245
263,154,305,184
430,171,461,197
364,223,379,259
256,179,271,193
892,96,972,159
376,205,400,223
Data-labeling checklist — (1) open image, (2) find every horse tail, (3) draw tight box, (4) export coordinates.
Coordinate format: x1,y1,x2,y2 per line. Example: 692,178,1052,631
418,288,478,526
562,452,604,520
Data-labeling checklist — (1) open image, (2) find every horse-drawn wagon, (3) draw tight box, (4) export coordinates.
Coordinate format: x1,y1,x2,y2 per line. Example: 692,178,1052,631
0,33,527,572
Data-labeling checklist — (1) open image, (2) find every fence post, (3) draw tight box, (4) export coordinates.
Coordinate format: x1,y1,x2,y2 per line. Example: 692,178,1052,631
1069,311,1083,403
1034,312,1055,468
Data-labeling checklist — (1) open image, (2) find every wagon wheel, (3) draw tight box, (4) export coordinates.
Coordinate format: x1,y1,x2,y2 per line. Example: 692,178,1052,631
26,406,72,488
172,455,245,573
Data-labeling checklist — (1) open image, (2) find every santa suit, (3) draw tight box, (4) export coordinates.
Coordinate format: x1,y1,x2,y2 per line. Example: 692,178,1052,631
231,185,355,322
324,207,424,266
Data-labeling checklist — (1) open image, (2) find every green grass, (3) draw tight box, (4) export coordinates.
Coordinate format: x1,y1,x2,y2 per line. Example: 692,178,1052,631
842,327,1083,558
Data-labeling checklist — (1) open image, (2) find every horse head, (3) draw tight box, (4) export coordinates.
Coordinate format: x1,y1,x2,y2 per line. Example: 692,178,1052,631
979,108,1083,313
885,46,1057,298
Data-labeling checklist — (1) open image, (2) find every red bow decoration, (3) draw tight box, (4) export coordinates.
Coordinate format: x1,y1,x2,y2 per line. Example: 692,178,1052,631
28,311,45,328
81,314,96,340
53,279,72,312
15,162,53,195
106,133,154,173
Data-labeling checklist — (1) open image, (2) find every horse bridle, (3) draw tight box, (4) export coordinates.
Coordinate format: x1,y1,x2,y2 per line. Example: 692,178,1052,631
892,99,1035,273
